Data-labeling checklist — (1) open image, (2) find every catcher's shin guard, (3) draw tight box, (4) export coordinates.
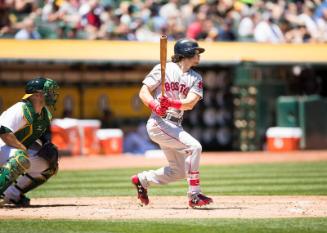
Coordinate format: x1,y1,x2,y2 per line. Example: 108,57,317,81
4,156,58,205
0,150,30,194
16,168,55,194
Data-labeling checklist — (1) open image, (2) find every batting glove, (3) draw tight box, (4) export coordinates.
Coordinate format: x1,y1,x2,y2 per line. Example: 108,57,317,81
149,100,167,117
159,96,182,109
159,96,170,109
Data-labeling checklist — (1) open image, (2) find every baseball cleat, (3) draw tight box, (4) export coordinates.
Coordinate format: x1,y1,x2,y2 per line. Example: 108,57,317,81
188,193,213,208
9,194,31,207
0,194,30,207
0,194,5,207
131,175,149,206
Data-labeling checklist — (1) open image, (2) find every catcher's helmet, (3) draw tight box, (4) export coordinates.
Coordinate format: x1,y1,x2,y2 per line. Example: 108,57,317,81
174,38,205,58
23,77,59,107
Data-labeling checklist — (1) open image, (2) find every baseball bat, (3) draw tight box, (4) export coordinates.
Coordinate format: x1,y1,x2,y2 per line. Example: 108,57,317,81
160,35,167,96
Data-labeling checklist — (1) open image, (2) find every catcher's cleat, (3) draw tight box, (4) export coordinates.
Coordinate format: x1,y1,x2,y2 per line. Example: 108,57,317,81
0,194,5,207
0,194,30,207
188,193,213,208
9,194,30,207
131,175,149,206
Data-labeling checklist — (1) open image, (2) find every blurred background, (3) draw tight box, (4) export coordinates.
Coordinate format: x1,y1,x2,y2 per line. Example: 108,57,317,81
1,0,327,155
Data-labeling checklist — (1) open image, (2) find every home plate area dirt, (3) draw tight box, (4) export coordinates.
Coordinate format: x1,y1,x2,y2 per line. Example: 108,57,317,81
1,196,327,220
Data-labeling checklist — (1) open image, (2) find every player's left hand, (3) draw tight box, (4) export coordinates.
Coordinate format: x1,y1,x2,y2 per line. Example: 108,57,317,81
159,95,170,109
159,96,182,109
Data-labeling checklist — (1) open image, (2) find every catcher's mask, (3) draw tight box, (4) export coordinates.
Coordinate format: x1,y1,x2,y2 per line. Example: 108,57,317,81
22,77,59,108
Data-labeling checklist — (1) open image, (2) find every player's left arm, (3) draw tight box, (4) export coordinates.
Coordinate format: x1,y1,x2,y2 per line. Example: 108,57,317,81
160,92,200,111
179,92,201,110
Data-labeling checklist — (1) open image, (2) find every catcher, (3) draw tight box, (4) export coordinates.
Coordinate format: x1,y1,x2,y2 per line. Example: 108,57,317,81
0,77,59,207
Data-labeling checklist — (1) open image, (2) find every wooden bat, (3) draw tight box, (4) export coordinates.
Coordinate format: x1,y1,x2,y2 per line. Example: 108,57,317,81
160,35,167,97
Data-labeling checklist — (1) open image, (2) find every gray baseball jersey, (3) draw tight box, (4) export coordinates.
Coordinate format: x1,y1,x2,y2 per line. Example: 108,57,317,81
143,62,203,119
138,62,204,195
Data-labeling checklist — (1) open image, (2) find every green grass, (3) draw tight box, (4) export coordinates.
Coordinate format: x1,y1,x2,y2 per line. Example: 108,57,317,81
2,161,327,233
0,218,327,233
30,161,327,198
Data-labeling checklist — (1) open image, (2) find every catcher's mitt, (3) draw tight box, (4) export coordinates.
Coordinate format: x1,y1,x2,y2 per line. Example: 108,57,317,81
36,142,59,171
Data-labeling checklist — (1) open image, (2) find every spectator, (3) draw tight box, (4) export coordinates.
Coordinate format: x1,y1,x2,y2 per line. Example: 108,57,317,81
80,0,103,39
0,0,12,37
238,9,259,41
15,17,41,39
0,0,326,43
218,19,236,41
254,16,285,43
298,1,319,41
187,11,207,39
285,23,313,43
317,8,327,42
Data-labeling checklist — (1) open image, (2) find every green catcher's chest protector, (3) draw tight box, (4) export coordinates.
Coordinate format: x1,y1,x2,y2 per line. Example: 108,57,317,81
15,101,52,148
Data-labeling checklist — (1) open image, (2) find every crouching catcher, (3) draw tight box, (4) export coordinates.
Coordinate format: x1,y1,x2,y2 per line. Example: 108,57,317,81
0,77,59,207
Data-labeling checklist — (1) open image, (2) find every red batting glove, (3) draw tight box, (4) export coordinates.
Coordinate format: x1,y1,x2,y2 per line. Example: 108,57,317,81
149,100,167,117
159,96,182,109
159,96,170,109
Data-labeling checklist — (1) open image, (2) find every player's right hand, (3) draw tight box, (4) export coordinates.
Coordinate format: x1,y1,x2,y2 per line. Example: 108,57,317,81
155,105,167,117
149,100,167,117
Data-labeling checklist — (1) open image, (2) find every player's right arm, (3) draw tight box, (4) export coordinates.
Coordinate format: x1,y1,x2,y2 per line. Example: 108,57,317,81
139,84,167,117
0,129,27,151
139,65,168,117
0,102,28,152
139,84,155,107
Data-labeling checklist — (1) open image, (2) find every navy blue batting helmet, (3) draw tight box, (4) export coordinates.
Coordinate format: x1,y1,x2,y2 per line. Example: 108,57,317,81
174,38,205,58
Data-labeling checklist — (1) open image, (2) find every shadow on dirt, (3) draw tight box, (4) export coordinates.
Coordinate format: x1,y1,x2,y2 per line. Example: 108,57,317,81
2,204,89,209
171,206,246,210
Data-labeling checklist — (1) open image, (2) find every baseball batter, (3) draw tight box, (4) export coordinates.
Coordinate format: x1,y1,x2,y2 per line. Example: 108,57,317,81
132,38,213,207
0,77,59,206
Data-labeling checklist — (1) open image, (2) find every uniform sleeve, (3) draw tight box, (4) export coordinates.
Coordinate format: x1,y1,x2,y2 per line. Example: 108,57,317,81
189,74,204,99
0,103,27,133
142,64,161,92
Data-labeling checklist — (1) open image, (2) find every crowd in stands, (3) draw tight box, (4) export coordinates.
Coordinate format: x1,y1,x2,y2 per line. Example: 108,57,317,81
0,0,327,43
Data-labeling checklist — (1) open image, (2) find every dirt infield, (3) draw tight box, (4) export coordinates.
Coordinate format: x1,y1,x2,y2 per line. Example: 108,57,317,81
1,196,327,219
1,151,327,220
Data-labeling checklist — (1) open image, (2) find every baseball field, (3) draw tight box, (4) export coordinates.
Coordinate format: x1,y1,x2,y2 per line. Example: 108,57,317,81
0,151,327,233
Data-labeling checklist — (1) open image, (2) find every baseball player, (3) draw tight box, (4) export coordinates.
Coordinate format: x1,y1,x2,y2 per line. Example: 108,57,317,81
131,38,213,208
0,77,59,206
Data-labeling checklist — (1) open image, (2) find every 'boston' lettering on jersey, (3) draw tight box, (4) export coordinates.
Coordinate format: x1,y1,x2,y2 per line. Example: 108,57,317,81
164,82,190,96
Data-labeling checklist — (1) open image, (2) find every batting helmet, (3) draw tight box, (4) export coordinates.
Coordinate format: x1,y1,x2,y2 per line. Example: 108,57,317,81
23,77,59,107
174,38,205,58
